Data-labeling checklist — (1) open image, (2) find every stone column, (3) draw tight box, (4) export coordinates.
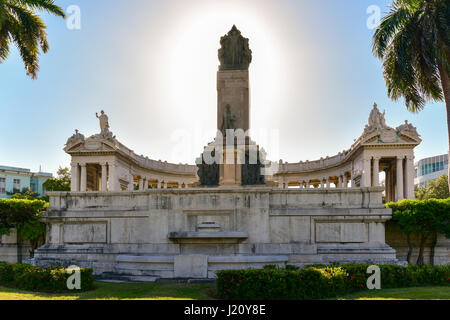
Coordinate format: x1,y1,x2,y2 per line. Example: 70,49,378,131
350,170,355,188
108,163,119,192
144,177,149,190
363,158,371,187
343,173,348,188
157,181,162,189
405,155,415,199
298,181,303,189
70,163,79,192
326,178,330,189
306,181,310,188
128,175,134,191
139,177,143,191
320,179,325,188
396,156,404,201
101,163,108,191
80,164,87,192
372,157,380,187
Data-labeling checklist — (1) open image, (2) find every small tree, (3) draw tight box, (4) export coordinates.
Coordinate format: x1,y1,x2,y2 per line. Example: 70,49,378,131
415,174,450,200
387,199,450,265
42,166,71,193
0,199,48,257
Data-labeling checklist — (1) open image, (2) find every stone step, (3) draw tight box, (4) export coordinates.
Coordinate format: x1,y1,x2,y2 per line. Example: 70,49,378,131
96,273,160,283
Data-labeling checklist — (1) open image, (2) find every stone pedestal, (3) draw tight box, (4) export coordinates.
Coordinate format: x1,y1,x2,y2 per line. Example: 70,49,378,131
219,147,242,186
217,70,249,134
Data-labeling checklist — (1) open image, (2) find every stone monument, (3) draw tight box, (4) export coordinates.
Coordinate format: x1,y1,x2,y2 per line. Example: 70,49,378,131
31,26,441,281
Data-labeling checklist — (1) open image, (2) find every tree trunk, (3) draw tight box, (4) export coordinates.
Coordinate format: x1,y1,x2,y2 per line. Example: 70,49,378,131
416,234,428,266
438,65,450,193
429,231,437,266
406,233,413,264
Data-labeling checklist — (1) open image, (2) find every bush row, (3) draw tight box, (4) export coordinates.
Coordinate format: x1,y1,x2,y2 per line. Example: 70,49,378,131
0,262,94,292
216,264,450,300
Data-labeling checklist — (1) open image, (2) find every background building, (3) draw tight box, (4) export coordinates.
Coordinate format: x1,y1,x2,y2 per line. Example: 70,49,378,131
0,165,53,198
414,154,449,187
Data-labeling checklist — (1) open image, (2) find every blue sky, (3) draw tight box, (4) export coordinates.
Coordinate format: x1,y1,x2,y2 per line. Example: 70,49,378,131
0,0,448,175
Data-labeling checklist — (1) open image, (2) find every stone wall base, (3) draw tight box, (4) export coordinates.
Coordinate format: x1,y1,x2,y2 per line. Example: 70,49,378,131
386,223,450,265
34,243,401,278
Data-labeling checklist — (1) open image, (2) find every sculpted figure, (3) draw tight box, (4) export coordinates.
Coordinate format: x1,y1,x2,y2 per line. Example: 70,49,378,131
222,104,236,132
218,25,252,71
96,110,110,135
66,129,85,146
397,120,419,136
368,103,388,131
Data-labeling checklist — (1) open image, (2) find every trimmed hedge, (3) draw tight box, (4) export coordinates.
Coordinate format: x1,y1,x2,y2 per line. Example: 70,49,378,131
216,264,450,300
0,262,94,292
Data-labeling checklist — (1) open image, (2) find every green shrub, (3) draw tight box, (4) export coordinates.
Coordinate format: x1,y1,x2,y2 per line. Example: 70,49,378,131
0,262,94,292
216,264,450,300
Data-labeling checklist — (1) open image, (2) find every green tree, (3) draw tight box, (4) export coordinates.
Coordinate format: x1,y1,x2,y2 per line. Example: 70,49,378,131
0,0,66,79
387,199,450,265
0,199,48,256
372,0,450,191
8,187,40,200
415,174,450,199
42,166,70,193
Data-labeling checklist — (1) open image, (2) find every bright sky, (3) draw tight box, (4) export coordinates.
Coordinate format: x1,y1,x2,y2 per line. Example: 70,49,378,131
0,0,448,175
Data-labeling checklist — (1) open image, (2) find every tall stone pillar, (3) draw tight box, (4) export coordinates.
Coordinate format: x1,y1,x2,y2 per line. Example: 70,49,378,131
144,178,149,190
372,157,380,187
405,155,415,199
101,163,107,191
128,174,134,191
108,163,119,192
71,163,79,192
320,179,325,188
139,177,143,191
326,178,330,189
343,174,348,188
216,26,252,187
363,158,371,187
396,156,404,201
80,164,87,192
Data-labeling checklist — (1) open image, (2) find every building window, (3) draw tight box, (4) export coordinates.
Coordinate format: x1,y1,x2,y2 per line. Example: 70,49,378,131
0,178,5,194
13,179,20,191
30,182,36,192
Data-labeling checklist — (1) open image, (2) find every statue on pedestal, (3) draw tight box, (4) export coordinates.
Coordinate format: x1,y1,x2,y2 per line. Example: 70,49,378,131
364,103,389,135
95,110,114,139
222,104,236,133
218,25,252,71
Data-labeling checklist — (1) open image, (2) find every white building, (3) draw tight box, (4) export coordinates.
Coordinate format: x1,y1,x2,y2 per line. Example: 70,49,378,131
414,154,449,187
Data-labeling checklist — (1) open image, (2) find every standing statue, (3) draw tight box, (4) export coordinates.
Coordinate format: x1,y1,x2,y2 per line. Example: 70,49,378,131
222,104,236,132
368,103,387,131
96,110,110,136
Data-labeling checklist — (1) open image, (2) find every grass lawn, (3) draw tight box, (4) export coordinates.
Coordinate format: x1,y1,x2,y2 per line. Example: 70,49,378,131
0,281,217,300
0,283,448,300
335,286,450,300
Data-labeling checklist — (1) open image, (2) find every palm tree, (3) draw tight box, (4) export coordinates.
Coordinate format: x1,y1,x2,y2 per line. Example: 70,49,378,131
0,0,65,79
372,0,450,191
